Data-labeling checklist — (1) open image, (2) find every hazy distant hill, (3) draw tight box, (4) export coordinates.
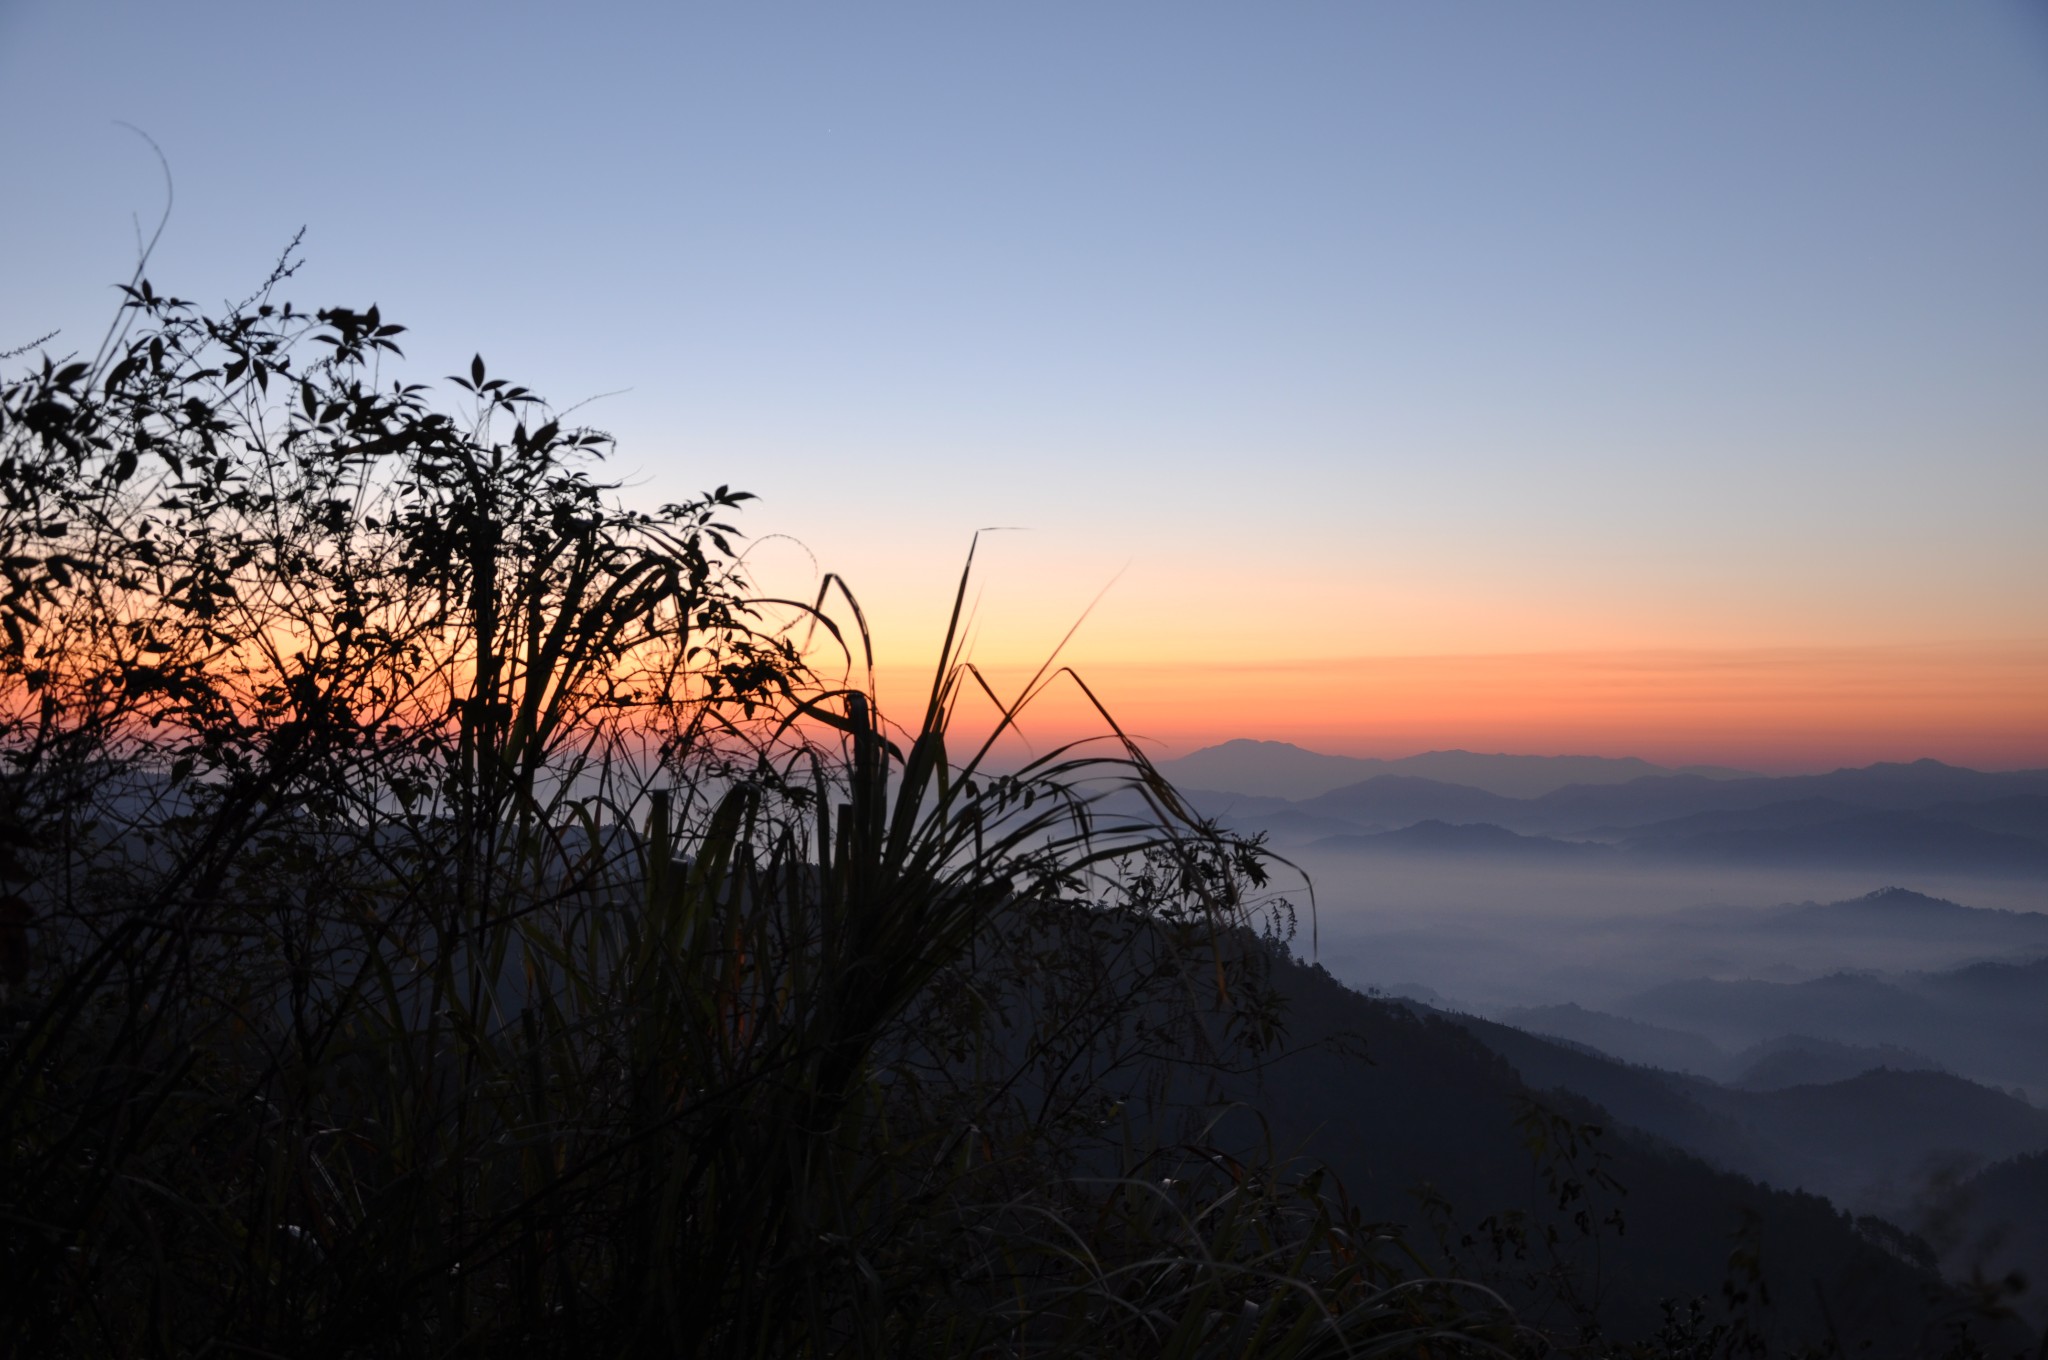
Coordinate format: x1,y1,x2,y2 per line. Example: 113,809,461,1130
1618,973,1949,1054
1212,806,1382,845
1619,808,2048,873
1731,1070,2048,1205
1589,796,1868,840
1162,786,1297,819
1912,794,2048,842
1524,760,2048,835
1296,775,1528,827
1642,890,2048,982
1779,760,2048,809
1500,1002,1729,1077
1611,952,2048,1093
1164,754,2048,876
1917,954,2048,1009
1308,819,1603,859
1729,1035,1945,1091
1764,887,2048,943
1151,739,1752,801
1491,1003,1951,1091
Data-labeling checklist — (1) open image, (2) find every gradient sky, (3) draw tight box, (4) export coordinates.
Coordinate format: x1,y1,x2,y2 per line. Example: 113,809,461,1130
4,3,2045,769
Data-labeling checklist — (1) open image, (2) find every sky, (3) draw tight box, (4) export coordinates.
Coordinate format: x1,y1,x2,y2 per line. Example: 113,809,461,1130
3,2,2045,770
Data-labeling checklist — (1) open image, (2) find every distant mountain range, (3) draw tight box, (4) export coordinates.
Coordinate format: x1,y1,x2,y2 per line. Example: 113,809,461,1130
1498,1002,1948,1088
1587,908,2048,1094
1308,818,1606,859
1592,889,2048,988
1152,739,1757,800
1736,885,2048,943
1156,745,2048,875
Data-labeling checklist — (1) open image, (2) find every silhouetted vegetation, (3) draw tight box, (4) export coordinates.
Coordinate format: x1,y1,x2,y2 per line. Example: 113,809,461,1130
0,255,1523,1357
1,255,2033,1357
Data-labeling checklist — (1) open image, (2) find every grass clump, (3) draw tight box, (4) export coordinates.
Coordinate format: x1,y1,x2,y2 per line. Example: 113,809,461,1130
0,255,1516,1357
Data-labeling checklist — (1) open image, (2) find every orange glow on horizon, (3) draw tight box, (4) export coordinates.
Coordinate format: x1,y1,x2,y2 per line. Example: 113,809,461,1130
861,642,2048,774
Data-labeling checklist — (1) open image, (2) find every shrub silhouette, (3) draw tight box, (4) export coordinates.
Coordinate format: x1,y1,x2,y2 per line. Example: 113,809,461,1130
0,254,1520,1357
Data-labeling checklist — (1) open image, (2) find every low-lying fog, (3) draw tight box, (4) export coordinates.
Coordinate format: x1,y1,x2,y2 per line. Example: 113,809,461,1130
1144,752,2048,1312
1281,849,2048,1014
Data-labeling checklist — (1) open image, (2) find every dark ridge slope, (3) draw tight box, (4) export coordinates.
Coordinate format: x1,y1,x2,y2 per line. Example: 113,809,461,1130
1215,960,2029,1350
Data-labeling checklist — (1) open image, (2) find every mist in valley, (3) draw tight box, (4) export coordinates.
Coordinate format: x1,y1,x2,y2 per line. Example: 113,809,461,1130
1139,745,2048,1328
1289,849,2048,1018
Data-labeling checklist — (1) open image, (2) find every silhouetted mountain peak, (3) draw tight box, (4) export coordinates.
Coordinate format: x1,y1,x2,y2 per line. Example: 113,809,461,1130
1775,888,2048,936
1730,1034,1946,1091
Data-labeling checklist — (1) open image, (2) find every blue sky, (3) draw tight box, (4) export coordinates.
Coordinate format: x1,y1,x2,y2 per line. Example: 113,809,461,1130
4,3,2045,760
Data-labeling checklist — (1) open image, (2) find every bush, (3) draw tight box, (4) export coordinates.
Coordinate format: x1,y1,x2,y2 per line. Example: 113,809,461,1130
0,254,1517,1357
